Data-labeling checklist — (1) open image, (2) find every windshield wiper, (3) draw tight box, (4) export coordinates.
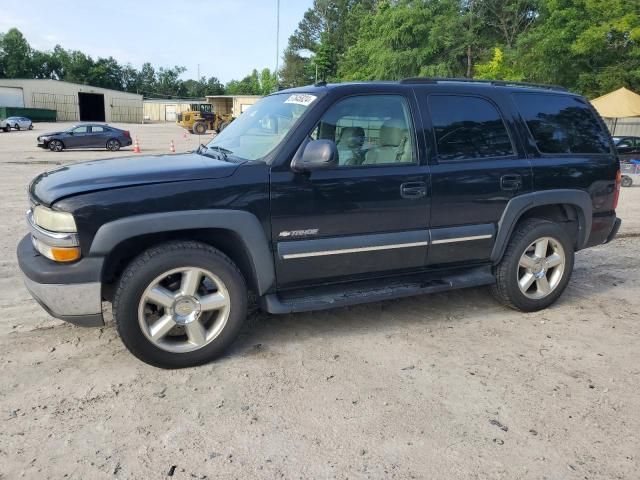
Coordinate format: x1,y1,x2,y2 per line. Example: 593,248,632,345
196,144,229,161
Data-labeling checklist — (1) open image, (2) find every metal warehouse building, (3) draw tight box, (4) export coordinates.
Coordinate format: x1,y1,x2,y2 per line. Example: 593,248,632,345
143,95,262,123
206,95,262,117
143,98,206,122
0,79,143,123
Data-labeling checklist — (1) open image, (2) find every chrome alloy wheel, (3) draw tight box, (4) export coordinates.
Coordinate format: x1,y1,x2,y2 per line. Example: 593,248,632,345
517,236,566,300
137,267,231,353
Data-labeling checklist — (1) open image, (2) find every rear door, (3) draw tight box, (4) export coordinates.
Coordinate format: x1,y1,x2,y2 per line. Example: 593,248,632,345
417,89,532,266
88,125,109,147
270,92,430,288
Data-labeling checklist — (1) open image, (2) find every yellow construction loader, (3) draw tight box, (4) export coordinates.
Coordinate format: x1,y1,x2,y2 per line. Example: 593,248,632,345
176,103,234,135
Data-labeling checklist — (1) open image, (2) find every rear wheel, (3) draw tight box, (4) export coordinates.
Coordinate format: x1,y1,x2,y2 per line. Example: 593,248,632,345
3,125,10,132
106,138,121,151
192,121,207,135
28,124,33,130
491,218,574,312
621,175,633,187
113,241,247,368
49,140,64,152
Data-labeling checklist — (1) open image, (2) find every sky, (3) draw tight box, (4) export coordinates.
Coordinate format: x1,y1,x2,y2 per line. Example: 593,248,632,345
1,0,314,83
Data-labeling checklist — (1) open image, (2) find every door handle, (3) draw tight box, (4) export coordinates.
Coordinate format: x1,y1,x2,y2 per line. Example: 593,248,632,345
400,182,427,199
500,174,522,191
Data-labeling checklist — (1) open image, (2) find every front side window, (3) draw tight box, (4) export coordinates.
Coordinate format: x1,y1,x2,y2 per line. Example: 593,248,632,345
429,95,514,161
514,93,610,155
206,93,316,161
311,95,415,167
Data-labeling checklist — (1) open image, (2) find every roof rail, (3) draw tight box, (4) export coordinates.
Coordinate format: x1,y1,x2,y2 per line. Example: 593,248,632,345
399,77,567,92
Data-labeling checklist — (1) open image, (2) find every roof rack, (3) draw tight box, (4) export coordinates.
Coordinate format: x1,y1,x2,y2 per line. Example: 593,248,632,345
399,77,567,92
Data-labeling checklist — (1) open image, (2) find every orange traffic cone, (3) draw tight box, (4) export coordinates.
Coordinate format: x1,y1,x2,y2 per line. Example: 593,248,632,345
133,136,141,153
169,140,176,153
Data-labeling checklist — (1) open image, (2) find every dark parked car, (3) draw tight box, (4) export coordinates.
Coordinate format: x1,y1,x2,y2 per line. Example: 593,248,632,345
18,79,621,368
37,124,132,152
613,136,640,162
6,116,33,130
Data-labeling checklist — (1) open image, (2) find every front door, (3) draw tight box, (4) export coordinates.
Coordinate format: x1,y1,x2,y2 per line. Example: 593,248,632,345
270,93,430,288
66,125,91,148
416,91,532,266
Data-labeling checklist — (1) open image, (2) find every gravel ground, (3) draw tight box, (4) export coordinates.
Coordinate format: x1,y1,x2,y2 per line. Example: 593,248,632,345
0,123,639,479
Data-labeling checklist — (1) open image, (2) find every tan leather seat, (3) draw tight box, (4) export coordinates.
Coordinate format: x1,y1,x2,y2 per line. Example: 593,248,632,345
364,120,411,164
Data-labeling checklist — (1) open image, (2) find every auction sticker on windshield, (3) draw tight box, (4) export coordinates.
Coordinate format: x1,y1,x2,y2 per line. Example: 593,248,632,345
284,94,317,106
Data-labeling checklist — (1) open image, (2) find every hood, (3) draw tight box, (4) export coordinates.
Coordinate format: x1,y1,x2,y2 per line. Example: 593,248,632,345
30,153,241,205
38,131,66,138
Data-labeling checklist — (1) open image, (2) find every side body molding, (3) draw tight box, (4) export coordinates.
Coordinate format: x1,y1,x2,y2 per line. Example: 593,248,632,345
89,210,275,295
491,189,593,262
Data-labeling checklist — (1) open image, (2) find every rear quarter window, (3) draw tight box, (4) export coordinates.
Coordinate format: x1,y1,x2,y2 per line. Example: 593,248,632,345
513,93,610,155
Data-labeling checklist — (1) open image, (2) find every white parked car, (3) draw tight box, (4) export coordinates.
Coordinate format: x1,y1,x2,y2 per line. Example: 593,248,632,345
6,116,33,130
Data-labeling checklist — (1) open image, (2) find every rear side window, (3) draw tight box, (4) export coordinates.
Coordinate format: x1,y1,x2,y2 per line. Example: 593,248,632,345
513,93,610,154
428,95,514,161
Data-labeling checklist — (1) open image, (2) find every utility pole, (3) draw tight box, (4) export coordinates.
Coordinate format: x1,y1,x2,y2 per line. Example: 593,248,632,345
197,63,200,81
275,0,280,88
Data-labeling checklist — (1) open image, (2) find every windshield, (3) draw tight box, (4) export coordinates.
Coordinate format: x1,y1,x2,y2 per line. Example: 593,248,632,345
206,93,317,161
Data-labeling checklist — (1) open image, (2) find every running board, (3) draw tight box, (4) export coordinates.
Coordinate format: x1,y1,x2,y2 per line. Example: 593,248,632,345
261,266,495,314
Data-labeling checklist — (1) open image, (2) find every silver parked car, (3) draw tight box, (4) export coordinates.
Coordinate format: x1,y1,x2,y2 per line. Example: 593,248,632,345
6,116,33,130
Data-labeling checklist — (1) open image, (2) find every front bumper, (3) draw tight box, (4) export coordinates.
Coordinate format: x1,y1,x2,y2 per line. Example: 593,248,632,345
17,235,104,327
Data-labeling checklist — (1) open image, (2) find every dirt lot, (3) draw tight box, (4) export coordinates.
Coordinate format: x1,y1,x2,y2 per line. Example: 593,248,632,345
0,123,639,479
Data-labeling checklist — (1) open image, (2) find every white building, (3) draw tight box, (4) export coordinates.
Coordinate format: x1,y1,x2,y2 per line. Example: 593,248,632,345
0,79,143,123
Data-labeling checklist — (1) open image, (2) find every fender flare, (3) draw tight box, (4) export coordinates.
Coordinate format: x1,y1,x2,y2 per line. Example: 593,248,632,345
89,210,275,294
490,189,592,262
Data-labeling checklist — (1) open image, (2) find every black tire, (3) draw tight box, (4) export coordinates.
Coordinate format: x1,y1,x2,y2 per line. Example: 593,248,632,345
106,138,121,151
192,122,207,135
491,218,574,312
621,175,633,187
113,241,248,368
28,124,33,130
15,124,20,131
3,125,10,132
49,139,64,152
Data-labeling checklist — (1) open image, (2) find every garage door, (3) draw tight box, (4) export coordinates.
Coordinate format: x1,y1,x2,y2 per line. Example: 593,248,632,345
165,105,177,122
0,87,25,108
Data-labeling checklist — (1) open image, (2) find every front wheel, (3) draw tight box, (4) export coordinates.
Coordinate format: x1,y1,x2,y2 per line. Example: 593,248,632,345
192,122,207,135
491,218,574,312
113,241,248,368
49,140,64,152
15,124,20,131
621,175,633,187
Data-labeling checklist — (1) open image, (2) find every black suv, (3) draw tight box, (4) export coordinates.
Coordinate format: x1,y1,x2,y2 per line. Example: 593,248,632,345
18,79,622,368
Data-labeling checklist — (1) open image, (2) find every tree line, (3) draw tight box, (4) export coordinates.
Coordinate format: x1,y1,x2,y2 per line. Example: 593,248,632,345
1,0,639,99
280,0,640,98
0,28,277,98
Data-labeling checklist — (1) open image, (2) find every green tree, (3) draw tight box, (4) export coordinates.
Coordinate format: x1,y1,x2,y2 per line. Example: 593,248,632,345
1,28,32,77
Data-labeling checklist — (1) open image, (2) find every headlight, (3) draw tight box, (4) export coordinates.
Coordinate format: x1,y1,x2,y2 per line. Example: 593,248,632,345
33,205,77,233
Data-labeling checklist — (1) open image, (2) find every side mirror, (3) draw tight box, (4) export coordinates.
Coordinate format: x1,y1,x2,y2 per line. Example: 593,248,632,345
291,139,338,172
68,131,74,135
